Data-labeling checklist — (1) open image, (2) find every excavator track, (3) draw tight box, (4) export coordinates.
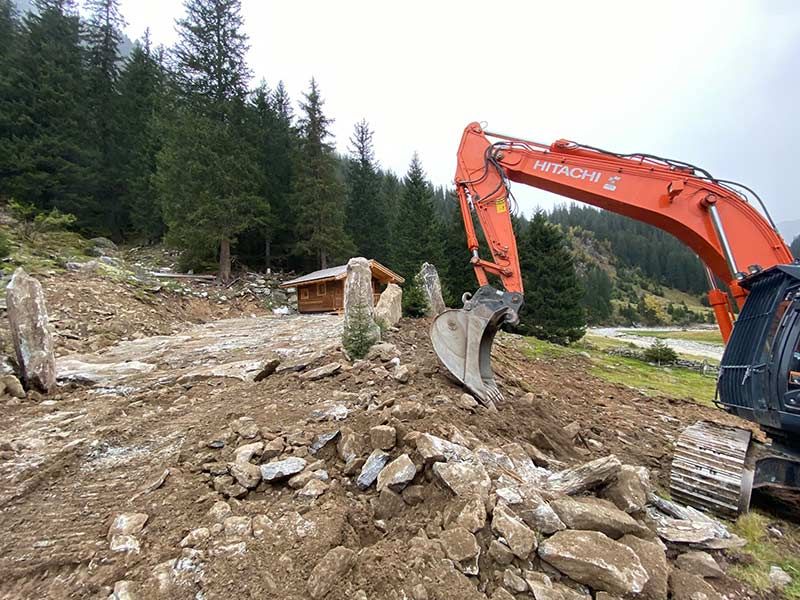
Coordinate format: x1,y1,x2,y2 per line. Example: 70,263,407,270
670,421,754,518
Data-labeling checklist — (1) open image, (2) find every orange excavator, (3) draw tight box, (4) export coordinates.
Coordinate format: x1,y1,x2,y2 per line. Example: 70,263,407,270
432,122,800,515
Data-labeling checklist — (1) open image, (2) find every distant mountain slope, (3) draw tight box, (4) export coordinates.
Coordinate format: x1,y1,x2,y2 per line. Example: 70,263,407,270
779,219,800,244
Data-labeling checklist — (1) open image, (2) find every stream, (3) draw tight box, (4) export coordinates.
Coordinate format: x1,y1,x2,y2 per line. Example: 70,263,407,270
588,326,724,361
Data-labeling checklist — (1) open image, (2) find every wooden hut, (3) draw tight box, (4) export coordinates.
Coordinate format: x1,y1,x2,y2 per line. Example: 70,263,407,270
280,260,405,314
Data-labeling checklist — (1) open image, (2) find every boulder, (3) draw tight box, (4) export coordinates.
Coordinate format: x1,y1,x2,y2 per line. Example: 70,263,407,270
415,433,473,464
377,453,416,492
233,441,263,463
342,257,381,353
439,527,480,575
538,530,649,596
6,268,56,392
675,551,724,579
491,504,538,559
307,546,356,599
550,496,645,539
418,262,446,316
619,534,668,600
602,465,650,513
668,569,722,600
374,283,403,327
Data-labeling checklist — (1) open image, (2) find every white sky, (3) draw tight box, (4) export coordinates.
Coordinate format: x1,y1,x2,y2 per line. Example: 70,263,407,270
118,0,800,229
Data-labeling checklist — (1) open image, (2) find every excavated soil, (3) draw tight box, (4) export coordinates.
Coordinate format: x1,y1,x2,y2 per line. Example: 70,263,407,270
0,276,777,599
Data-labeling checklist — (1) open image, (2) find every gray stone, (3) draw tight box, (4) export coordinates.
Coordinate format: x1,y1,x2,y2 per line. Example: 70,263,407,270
108,513,148,539
180,527,210,548
415,433,473,463
377,453,416,492
419,262,446,316
515,489,566,535
538,530,648,596
233,441,263,463
337,427,364,467
392,364,410,383
109,535,140,553
310,430,339,454
669,569,722,600
299,362,341,381
260,457,307,481
369,425,396,450
439,526,480,575
770,565,792,588
231,417,260,439
374,284,403,328
229,461,262,489
675,551,724,579
357,449,390,490
550,496,644,539
111,580,137,600
433,460,491,501
6,268,56,392
296,478,329,499
223,516,252,538
523,572,563,600
619,534,668,600
491,504,537,559
545,455,622,495
307,546,356,599
602,465,650,513
342,257,381,353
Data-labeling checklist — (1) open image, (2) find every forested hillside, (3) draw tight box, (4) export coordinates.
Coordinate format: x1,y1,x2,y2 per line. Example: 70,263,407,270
0,0,714,329
791,235,800,259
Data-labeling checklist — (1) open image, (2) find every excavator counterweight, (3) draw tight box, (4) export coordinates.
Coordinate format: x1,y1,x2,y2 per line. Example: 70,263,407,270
434,121,800,515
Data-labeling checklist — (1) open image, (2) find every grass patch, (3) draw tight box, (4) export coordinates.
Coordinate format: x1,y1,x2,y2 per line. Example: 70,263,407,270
619,329,724,345
522,335,717,405
730,512,800,598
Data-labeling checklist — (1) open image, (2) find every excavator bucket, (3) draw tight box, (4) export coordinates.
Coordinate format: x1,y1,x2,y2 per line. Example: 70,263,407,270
430,286,523,405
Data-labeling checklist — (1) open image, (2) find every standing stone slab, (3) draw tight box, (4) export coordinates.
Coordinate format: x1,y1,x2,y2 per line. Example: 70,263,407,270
418,262,446,316
374,283,402,327
342,257,381,352
6,268,56,392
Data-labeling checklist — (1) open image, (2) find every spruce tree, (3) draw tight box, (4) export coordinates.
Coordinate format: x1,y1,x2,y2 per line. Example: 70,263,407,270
791,235,800,259
84,0,127,237
159,0,266,281
516,211,585,344
392,154,443,281
117,32,165,242
345,119,390,262
581,265,613,325
291,78,354,270
0,0,95,223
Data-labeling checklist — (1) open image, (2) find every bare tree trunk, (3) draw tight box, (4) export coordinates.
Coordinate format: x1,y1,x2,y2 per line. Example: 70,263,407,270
320,250,328,270
219,238,232,283
264,237,271,271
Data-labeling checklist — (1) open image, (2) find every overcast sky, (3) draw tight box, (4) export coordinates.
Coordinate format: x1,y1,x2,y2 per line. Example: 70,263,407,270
118,0,800,231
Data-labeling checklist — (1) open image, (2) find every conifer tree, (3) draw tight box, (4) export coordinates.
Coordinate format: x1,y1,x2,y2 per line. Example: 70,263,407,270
581,265,613,325
345,119,390,262
84,0,126,237
117,32,165,241
791,235,800,259
516,211,585,344
158,0,266,281
0,0,94,223
291,78,354,269
392,154,443,281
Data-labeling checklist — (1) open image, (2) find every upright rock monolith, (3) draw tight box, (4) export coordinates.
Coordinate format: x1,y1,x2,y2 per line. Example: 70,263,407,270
374,283,402,327
6,268,56,393
342,257,381,358
419,262,446,316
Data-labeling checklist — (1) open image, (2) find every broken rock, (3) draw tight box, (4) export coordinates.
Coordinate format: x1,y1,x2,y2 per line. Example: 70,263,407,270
619,534,668,600
229,461,261,489
669,569,722,600
439,527,480,575
299,362,341,381
108,513,148,539
374,283,403,328
260,457,306,482
675,551,724,579
433,460,491,501
357,449,390,490
307,546,356,600
491,504,538,559
538,530,649,596
6,268,56,392
377,453,416,492
602,465,650,513
369,425,396,450
545,455,621,495
550,496,645,539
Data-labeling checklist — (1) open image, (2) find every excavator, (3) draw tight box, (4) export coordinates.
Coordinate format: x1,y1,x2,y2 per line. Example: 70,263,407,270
432,122,800,516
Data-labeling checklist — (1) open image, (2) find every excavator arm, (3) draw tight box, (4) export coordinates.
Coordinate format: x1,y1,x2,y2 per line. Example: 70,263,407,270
433,122,793,402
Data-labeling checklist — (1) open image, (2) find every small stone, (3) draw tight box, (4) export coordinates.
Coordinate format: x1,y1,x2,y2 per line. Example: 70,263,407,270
392,364,410,383
260,457,307,481
675,551,724,579
299,362,341,381
233,441,263,463
770,565,792,588
491,504,537,559
366,342,399,362
180,527,210,548
213,475,247,498
488,539,515,565
297,478,328,499
402,485,425,506
456,393,479,411
337,427,364,465
357,449,390,490
369,425,397,450
288,470,316,489
111,580,137,600
411,582,429,600
377,453,416,492
108,513,148,540
439,526,480,575
310,430,339,454
229,461,261,489
232,417,260,439
262,436,285,459
373,488,406,520
223,516,252,538
444,496,486,533
433,460,491,501
504,569,529,593
390,401,426,420
523,571,562,600
252,514,273,539
669,569,722,600
307,546,356,599
208,501,232,521
415,433,472,463
0,375,25,399
109,534,140,553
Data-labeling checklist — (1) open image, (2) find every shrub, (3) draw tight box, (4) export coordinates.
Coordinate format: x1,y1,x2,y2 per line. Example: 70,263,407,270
342,301,379,359
0,231,10,259
8,200,77,241
402,274,429,318
644,339,678,365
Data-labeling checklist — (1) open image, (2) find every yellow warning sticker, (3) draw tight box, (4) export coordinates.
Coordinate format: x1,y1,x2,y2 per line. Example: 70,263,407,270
496,198,507,213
